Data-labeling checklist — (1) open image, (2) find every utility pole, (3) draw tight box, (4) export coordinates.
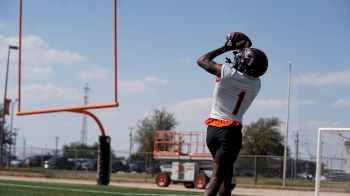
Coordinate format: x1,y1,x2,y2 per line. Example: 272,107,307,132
55,136,60,156
8,99,17,165
81,83,90,145
23,137,26,159
13,128,18,157
294,131,299,179
9,99,17,136
129,127,133,165
283,61,292,187
0,45,18,168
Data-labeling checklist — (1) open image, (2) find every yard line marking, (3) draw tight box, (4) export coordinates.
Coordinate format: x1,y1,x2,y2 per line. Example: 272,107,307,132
0,182,200,196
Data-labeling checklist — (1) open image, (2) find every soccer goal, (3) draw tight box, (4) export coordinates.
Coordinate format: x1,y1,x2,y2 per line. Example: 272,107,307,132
315,128,350,196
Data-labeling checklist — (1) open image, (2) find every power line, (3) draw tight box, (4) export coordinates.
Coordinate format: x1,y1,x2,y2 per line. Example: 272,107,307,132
291,69,337,103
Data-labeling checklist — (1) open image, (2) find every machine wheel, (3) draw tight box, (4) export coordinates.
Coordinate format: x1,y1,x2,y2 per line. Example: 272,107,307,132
194,173,208,189
156,172,170,187
184,182,194,188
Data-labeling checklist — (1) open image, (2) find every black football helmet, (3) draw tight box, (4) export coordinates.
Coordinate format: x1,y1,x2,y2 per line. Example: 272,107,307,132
232,48,268,78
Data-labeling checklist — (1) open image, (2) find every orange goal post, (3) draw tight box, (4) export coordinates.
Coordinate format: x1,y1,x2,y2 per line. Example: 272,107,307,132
16,0,118,185
16,0,119,136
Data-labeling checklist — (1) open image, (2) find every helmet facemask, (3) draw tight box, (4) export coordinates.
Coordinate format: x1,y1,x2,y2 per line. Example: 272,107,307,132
226,48,268,78
230,49,251,74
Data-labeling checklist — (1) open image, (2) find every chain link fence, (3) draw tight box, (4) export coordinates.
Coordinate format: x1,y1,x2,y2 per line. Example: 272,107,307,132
2,146,349,192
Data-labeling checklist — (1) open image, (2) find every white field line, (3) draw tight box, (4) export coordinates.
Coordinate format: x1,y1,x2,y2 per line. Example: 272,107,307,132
0,182,199,196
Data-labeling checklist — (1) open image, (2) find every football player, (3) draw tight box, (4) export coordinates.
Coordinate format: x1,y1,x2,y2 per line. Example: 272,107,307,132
197,32,268,196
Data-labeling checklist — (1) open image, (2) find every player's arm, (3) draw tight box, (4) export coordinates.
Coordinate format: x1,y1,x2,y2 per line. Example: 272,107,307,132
197,48,225,77
197,32,252,77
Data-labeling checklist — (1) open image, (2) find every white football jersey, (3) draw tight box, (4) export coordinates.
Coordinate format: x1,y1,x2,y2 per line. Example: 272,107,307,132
209,64,261,123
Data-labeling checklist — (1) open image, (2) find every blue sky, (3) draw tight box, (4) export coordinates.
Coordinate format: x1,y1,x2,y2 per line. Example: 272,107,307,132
1,0,350,160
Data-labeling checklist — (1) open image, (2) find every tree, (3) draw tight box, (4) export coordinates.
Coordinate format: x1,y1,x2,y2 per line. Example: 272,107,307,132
62,142,98,159
134,108,178,154
0,105,12,154
62,142,117,159
241,117,287,156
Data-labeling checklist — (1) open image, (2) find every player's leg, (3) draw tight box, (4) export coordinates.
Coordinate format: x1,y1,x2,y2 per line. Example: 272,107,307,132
218,125,242,196
206,125,218,159
204,125,224,196
204,162,226,196
218,151,239,196
205,125,238,196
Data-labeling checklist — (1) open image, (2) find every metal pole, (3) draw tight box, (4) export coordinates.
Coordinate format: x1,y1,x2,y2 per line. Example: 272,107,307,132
294,131,299,179
254,156,257,187
129,127,133,166
7,100,17,167
283,61,292,187
9,100,17,136
81,83,89,145
55,136,60,156
23,137,26,159
315,128,322,196
0,45,18,168
13,128,18,157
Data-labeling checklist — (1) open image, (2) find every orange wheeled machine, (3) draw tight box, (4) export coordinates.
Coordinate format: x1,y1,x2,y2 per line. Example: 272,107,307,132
153,130,236,189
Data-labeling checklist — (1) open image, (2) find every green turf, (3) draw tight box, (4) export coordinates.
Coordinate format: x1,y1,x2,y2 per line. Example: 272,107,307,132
0,179,202,196
0,179,244,196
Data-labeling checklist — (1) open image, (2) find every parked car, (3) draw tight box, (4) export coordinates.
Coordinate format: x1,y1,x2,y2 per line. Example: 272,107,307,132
129,161,146,173
2,155,18,167
74,159,89,170
43,156,75,170
24,155,53,167
81,159,97,171
111,160,129,173
146,163,161,174
10,158,24,167
297,172,313,180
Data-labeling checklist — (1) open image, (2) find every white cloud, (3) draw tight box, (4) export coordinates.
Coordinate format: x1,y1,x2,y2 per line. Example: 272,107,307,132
250,99,284,109
293,70,350,86
304,120,342,129
0,34,85,67
119,76,167,93
22,35,85,65
119,80,153,93
168,98,212,123
1,34,89,82
23,66,54,79
79,65,109,79
21,83,80,101
0,35,17,61
331,97,350,108
144,76,167,85
299,99,317,106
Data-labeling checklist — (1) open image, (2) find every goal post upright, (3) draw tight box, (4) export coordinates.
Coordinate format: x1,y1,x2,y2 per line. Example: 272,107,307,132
315,128,323,196
315,128,350,196
16,0,118,186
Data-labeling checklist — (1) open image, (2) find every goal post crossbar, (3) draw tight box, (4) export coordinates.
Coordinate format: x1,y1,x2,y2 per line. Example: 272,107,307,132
315,128,350,196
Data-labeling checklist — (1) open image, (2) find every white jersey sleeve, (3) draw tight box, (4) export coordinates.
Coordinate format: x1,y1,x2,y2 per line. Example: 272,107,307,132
209,64,261,123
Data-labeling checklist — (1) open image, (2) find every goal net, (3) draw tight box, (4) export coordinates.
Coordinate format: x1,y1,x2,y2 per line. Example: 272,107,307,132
315,128,350,196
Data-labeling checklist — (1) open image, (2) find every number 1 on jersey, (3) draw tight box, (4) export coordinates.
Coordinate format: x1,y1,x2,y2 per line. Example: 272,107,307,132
233,91,246,115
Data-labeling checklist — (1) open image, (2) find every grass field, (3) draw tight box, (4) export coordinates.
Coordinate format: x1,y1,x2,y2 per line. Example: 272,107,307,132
0,179,245,196
1,168,349,196
0,179,203,196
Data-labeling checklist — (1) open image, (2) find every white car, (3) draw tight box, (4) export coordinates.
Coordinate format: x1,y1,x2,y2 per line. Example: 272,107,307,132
10,159,23,167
